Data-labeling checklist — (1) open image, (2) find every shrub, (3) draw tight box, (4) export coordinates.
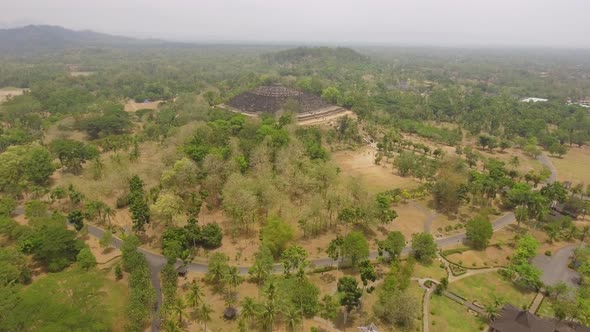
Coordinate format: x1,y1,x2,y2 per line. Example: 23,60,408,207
545,250,552,256
116,195,129,208
201,223,223,248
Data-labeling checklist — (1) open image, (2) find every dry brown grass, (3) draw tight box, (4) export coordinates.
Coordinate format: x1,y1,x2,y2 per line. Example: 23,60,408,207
332,146,421,194
69,71,95,77
43,117,87,143
549,145,590,185
124,99,162,112
0,87,27,103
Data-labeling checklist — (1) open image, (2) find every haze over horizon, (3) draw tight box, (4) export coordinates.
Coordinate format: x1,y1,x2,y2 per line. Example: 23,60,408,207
1,0,589,48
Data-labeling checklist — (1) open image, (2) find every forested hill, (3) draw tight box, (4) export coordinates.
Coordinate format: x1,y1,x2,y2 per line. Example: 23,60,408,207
0,25,165,54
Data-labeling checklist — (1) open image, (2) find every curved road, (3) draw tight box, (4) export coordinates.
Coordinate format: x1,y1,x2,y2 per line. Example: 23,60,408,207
536,153,557,184
87,211,516,276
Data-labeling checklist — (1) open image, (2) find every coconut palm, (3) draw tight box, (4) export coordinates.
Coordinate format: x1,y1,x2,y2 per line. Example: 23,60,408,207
239,296,258,323
172,297,187,325
104,205,116,229
258,299,281,332
224,266,244,297
284,306,302,332
186,280,204,314
162,319,183,332
197,303,213,332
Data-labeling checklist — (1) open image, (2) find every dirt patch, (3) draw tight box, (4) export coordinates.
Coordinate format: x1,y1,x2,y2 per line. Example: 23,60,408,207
124,100,163,112
0,88,27,103
332,146,421,194
86,235,121,265
70,71,95,77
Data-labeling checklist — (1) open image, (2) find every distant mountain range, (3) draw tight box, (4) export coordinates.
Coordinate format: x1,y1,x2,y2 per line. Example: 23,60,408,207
0,25,166,54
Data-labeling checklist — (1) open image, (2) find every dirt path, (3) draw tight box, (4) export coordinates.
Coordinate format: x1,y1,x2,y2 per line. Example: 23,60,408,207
409,201,437,234
529,292,544,313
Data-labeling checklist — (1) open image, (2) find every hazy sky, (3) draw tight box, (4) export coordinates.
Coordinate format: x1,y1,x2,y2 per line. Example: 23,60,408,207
2,0,589,47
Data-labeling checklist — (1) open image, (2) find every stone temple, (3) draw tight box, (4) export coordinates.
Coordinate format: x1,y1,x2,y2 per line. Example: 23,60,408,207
226,85,329,114
221,85,351,124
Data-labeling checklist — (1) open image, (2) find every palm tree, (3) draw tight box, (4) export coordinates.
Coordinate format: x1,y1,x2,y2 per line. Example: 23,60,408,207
284,306,302,332
197,303,213,332
162,319,183,332
224,266,244,297
239,297,258,323
258,299,281,332
237,318,248,332
248,261,269,285
172,297,187,325
104,205,116,229
186,280,203,315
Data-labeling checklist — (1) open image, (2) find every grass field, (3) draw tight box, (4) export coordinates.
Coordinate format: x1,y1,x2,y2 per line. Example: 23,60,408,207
412,260,448,280
448,272,535,310
430,295,486,332
550,145,590,185
13,268,128,331
535,297,555,318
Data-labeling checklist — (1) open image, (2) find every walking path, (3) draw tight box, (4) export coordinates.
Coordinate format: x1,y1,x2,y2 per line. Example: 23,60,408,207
409,201,437,234
422,286,434,332
529,292,544,313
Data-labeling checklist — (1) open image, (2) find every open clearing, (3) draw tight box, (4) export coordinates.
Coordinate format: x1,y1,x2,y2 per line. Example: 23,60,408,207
549,145,590,184
70,71,95,77
332,146,421,194
0,87,27,103
124,99,163,112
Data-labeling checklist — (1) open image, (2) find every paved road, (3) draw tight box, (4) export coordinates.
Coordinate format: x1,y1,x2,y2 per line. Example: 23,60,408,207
87,225,164,332
537,153,557,184
531,244,580,288
88,212,517,277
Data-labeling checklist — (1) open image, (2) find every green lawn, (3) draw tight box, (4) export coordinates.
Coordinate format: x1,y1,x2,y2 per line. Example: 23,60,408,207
1,268,128,331
448,272,535,309
412,260,447,280
430,295,486,332
408,282,426,328
535,297,555,318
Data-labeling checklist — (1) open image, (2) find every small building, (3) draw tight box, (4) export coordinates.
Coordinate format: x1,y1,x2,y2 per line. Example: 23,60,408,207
490,304,590,332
